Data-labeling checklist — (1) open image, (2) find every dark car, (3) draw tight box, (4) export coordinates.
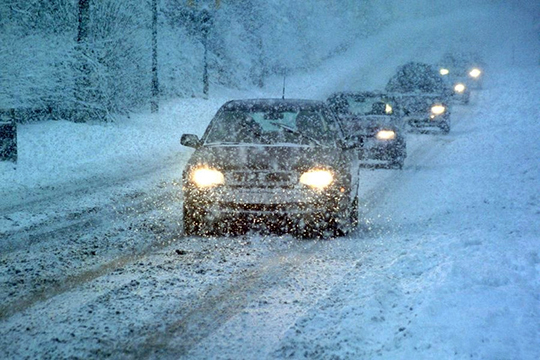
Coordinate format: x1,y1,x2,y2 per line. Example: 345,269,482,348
327,91,407,169
437,52,485,90
180,99,361,238
386,62,452,134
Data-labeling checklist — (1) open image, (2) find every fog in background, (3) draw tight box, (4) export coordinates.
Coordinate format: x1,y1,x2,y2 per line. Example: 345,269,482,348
1,0,538,116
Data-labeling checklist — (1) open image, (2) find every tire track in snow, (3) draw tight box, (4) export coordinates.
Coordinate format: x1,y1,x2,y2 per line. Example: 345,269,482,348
0,185,184,320
119,240,325,359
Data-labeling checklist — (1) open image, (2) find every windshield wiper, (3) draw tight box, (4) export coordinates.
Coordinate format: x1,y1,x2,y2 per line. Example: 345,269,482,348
269,122,321,145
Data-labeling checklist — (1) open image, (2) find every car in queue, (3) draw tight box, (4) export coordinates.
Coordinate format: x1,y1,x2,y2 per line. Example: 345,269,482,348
438,51,485,91
180,99,361,238
386,62,452,134
327,91,407,169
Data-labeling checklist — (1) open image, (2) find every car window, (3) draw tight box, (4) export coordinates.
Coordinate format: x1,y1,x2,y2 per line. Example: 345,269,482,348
204,108,336,145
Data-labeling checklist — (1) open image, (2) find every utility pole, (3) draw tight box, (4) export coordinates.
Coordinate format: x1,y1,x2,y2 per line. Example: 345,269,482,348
151,0,159,113
200,9,210,97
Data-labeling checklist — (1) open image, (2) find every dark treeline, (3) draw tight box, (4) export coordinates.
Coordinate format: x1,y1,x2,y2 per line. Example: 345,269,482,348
1,0,514,121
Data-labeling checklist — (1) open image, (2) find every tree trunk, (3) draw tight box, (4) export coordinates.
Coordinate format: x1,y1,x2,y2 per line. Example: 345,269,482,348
74,0,90,122
151,0,159,113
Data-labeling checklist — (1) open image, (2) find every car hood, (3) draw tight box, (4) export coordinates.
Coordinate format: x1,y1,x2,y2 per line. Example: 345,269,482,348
391,93,448,115
186,144,344,172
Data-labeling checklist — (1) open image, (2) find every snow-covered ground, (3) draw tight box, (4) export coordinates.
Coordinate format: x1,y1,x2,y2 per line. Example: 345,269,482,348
1,3,539,359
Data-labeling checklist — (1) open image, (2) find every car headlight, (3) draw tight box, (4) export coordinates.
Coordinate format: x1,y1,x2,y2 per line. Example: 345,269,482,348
385,103,393,114
454,83,466,93
431,105,446,116
439,68,449,76
469,68,481,78
375,129,396,140
299,169,333,190
190,167,224,188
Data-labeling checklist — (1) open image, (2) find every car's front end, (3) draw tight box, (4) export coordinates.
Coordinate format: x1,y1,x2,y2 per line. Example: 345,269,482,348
327,92,407,169
467,67,483,89
182,145,355,235
450,80,471,104
394,94,451,134
181,99,360,237
341,115,406,169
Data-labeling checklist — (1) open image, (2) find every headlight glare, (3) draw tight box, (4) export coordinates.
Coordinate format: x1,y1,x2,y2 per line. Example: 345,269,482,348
299,169,333,189
385,103,393,114
454,83,466,93
191,167,224,188
439,68,449,75
431,105,446,116
469,68,481,78
376,130,396,140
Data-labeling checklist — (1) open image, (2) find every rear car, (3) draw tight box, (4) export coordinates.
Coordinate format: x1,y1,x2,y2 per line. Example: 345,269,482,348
386,62,452,134
437,52,485,92
180,99,361,238
327,91,407,169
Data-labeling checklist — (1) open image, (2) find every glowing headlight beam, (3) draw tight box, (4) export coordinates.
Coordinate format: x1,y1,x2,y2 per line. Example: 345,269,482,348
469,68,481,78
376,130,396,140
431,105,446,116
191,167,224,188
299,169,333,189
454,83,466,93
440,68,449,76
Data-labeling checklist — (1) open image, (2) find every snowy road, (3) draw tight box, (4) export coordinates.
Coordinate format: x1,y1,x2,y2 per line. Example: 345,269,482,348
1,4,539,359
2,65,539,359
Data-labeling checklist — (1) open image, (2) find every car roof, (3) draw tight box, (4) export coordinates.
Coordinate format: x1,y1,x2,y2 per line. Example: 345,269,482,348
328,91,387,97
221,98,327,111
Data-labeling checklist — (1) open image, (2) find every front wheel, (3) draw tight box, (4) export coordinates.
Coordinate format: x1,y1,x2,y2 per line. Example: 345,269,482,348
183,202,215,236
332,195,359,237
439,122,450,134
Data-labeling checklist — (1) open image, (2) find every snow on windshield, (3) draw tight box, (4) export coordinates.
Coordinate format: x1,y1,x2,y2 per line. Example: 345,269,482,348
204,107,335,145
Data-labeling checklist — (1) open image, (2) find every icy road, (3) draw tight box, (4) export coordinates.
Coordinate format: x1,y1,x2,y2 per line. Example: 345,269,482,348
1,5,539,360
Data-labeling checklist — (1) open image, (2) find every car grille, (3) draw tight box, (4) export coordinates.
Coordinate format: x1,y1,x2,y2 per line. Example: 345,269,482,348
226,171,297,188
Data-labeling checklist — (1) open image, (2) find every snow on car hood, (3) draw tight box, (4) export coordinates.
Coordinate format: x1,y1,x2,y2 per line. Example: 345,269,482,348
186,144,343,171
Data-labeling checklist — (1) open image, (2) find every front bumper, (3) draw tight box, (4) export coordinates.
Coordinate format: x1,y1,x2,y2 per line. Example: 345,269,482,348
358,137,405,161
184,186,345,219
405,114,449,129
452,90,470,104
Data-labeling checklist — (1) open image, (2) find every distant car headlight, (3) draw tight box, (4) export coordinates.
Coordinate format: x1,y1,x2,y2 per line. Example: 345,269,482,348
431,105,446,116
375,130,396,140
439,68,449,76
385,103,393,114
469,68,481,78
454,83,466,93
299,169,334,189
191,167,224,188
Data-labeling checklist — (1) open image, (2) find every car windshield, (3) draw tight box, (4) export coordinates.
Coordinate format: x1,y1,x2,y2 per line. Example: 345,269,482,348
345,97,390,115
204,108,335,145
386,62,447,93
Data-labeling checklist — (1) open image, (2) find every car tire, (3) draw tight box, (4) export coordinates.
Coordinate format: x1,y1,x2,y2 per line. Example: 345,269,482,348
183,203,201,236
183,202,214,236
331,195,359,237
389,156,404,170
440,122,450,134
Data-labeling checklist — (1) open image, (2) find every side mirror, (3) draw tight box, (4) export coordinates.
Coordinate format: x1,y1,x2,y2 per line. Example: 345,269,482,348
180,134,201,148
